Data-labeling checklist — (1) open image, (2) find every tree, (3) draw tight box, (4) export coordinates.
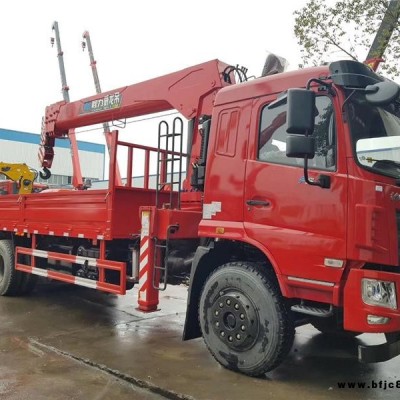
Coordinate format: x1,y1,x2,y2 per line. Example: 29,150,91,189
294,0,400,78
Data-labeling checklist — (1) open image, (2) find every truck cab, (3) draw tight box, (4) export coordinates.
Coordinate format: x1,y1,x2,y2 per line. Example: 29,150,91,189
187,59,400,373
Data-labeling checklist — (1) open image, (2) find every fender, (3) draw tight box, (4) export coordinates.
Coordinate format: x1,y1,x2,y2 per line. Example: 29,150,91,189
183,245,211,340
182,237,286,340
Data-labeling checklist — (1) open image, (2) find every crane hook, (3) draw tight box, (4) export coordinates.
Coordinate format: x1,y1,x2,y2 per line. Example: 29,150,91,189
39,167,51,180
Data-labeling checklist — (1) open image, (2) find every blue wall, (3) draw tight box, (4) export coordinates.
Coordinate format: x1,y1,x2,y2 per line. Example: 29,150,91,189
0,128,105,154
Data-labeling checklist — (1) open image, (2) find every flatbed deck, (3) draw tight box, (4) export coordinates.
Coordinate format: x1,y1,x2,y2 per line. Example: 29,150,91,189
0,187,172,240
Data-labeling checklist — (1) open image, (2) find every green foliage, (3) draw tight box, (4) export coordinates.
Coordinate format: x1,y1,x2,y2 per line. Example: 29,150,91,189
294,0,400,78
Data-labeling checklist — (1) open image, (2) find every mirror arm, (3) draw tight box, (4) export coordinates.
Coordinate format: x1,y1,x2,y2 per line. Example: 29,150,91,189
303,156,318,187
303,131,331,189
306,78,333,94
341,86,378,94
303,129,317,187
303,158,331,189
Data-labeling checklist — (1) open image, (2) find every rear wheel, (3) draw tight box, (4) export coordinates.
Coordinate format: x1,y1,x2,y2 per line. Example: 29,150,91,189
199,262,294,376
0,241,37,296
0,240,21,296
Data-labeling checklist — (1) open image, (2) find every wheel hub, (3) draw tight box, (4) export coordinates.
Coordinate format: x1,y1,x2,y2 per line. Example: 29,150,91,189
224,313,236,329
211,291,259,350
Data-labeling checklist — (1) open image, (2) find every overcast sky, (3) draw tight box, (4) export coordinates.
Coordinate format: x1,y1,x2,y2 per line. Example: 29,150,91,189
0,0,310,143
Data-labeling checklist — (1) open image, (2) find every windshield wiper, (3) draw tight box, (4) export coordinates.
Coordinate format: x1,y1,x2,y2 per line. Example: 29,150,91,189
361,156,400,167
372,158,400,166
365,158,400,179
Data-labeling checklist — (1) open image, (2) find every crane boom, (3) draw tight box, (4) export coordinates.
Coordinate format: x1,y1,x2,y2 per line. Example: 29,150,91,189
0,162,37,194
45,60,230,134
39,21,84,188
42,59,233,185
52,21,70,103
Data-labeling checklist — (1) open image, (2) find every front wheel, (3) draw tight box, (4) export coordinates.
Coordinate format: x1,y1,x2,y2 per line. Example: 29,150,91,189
199,262,294,376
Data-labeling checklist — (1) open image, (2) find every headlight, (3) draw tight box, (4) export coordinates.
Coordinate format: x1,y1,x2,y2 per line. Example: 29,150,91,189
362,279,397,309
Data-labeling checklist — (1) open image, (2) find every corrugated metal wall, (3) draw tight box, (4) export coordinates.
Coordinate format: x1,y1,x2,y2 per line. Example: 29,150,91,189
0,129,105,179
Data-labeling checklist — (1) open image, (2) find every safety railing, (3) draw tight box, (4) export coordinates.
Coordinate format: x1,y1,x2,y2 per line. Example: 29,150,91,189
108,130,187,191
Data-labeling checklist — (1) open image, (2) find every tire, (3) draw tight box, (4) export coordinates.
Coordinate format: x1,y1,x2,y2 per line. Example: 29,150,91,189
0,240,21,296
311,317,361,337
199,262,295,376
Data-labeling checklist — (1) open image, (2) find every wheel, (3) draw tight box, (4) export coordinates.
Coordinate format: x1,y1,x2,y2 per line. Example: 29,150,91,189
0,241,37,296
199,262,295,376
0,240,21,296
311,317,361,337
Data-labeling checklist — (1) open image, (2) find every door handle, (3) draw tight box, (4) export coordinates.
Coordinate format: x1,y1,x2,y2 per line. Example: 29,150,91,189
246,199,270,207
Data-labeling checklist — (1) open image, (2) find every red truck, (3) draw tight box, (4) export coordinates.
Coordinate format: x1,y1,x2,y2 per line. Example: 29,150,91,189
1,57,400,376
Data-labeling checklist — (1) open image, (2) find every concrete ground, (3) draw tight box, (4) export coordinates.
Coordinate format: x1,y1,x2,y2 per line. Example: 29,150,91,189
1,280,399,400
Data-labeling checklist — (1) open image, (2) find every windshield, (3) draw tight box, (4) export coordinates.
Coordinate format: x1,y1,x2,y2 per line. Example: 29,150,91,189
347,92,400,178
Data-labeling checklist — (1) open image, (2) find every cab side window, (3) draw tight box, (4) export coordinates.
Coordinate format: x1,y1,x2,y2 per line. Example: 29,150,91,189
258,96,336,170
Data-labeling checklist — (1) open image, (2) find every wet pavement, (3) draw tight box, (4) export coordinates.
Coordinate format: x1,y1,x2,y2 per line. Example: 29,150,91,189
1,280,399,400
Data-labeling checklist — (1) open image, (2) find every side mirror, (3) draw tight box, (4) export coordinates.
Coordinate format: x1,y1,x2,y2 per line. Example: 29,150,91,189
286,135,315,158
365,81,400,105
286,89,316,135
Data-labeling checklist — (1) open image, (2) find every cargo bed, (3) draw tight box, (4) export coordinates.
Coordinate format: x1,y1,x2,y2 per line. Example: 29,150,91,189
0,187,173,240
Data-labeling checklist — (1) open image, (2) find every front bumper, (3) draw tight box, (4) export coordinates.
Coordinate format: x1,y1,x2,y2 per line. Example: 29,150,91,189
359,335,400,363
344,268,400,362
344,268,400,333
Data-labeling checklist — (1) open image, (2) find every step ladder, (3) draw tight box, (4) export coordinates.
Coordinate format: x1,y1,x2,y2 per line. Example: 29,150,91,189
152,224,179,291
153,117,184,291
155,117,184,210
291,303,333,317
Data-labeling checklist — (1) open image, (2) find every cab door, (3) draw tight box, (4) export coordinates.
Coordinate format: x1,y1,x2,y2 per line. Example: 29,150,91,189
244,94,348,287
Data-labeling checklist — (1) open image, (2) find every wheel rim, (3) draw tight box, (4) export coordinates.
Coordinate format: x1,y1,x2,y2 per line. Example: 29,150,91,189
210,290,259,351
0,255,4,283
